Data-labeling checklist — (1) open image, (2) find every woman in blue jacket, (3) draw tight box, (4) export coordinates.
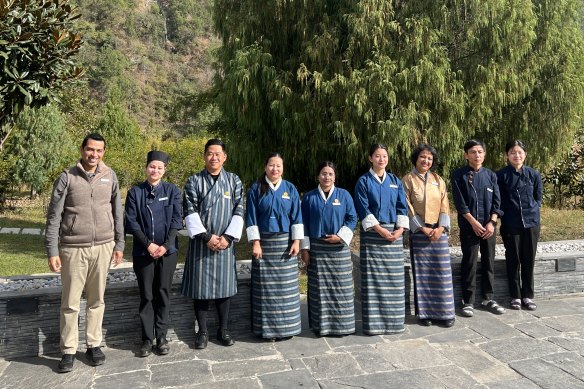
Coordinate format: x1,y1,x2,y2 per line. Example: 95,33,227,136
245,153,304,340
301,161,357,336
354,144,409,335
125,151,182,357
497,140,542,311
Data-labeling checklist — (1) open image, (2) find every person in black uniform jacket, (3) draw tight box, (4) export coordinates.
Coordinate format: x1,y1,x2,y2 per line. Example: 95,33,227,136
497,140,542,311
125,151,182,357
451,139,505,318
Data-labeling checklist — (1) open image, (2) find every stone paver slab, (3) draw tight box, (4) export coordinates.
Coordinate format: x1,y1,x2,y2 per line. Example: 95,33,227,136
150,359,213,387
541,315,584,333
531,300,584,318
514,321,563,339
480,336,563,363
350,346,398,373
20,228,41,235
542,351,584,380
509,358,584,389
0,355,94,388
92,347,150,376
0,228,21,234
94,370,150,389
434,342,520,383
318,369,442,388
548,336,584,355
302,352,364,380
196,337,278,362
322,333,383,349
466,311,524,340
272,334,330,358
423,365,482,388
211,358,289,380
486,378,542,389
376,339,451,369
192,377,260,388
424,327,485,344
496,310,540,325
258,369,320,389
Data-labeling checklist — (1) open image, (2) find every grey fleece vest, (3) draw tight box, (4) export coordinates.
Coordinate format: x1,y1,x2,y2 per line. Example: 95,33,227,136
59,163,115,247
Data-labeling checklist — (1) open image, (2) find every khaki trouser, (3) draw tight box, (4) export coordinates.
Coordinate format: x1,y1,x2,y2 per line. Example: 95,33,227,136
59,241,115,354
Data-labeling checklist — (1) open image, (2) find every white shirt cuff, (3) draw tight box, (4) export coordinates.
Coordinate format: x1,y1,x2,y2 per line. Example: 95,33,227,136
185,213,206,238
396,215,409,230
337,226,354,247
362,214,379,231
291,224,304,241
246,225,260,241
301,236,310,250
224,215,244,242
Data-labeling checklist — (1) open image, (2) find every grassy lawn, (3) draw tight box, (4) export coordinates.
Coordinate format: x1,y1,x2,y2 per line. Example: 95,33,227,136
1,205,583,278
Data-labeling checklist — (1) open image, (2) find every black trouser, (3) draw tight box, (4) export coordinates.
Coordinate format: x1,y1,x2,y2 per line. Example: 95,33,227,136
193,297,231,333
460,230,496,305
501,225,540,299
133,252,178,341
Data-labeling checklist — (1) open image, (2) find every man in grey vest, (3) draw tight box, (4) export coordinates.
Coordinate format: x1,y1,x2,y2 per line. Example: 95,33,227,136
45,133,125,373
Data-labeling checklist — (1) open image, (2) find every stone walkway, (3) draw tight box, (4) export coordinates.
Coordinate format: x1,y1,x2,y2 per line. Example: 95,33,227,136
1,296,584,388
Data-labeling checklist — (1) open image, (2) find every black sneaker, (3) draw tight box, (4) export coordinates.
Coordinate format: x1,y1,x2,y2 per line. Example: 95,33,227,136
57,354,75,373
139,340,152,358
195,331,208,349
216,328,235,347
156,337,170,355
85,347,106,366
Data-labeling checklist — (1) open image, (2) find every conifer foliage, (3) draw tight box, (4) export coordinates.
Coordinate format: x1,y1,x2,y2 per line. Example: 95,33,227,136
213,0,584,190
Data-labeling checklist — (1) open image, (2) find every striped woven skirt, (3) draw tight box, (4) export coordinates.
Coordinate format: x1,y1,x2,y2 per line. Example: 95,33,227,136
307,239,355,336
360,225,405,335
181,239,237,299
251,233,301,338
410,231,455,320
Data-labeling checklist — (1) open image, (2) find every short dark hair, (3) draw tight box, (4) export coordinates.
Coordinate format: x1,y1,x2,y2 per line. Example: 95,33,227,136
82,133,106,150
463,139,486,153
204,138,226,153
410,144,438,166
316,161,337,177
369,143,388,157
505,139,526,153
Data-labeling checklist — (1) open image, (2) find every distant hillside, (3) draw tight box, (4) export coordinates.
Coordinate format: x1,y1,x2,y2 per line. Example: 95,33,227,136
72,0,218,135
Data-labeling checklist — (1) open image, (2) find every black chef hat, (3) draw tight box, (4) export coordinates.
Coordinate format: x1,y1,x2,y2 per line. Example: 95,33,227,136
146,150,170,165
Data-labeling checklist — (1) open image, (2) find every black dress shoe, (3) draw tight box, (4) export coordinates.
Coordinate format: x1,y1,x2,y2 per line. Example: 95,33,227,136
216,329,235,347
156,337,170,355
139,340,152,357
419,318,432,326
85,347,105,366
195,331,208,349
438,319,455,328
58,354,75,373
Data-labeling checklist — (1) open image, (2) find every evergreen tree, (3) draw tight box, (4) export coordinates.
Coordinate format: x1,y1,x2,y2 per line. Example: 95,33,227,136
213,0,584,190
10,106,75,197
0,0,83,150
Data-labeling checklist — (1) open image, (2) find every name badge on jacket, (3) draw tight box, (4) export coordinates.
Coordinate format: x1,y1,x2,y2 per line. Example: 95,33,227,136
389,184,398,188
487,188,493,192
158,197,168,201
332,199,341,206
100,178,110,183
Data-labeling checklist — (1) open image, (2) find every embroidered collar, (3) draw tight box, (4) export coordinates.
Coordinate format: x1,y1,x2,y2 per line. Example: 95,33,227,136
318,184,335,201
265,176,282,191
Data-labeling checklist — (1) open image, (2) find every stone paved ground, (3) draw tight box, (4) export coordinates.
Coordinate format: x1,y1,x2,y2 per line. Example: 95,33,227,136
1,295,584,388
